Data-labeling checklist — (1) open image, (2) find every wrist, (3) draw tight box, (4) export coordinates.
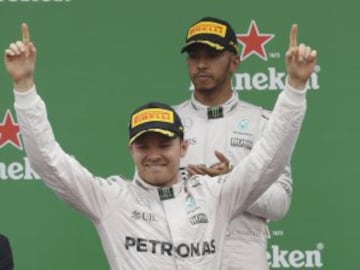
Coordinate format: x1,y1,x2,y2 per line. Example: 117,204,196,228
287,77,307,90
14,85,38,109
13,77,35,92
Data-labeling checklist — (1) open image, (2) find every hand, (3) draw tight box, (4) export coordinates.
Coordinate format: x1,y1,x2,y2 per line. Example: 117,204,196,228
285,24,317,90
187,150,233,177
4,23,36,91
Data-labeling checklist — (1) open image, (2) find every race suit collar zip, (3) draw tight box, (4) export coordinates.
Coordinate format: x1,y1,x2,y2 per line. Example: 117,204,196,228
190,91,239,119
132,172,184,201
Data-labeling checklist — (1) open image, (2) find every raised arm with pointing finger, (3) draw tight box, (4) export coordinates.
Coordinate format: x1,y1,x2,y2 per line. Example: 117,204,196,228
4,22,314,270
174,18,316,270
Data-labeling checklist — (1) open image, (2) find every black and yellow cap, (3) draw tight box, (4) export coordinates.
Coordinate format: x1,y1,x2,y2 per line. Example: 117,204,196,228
128,102,184,144
181,17,238,55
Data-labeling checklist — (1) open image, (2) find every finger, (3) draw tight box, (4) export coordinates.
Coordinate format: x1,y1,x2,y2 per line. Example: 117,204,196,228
204,167,230,177
309,50,317,62
201,167,219,177
214,150,229,163
209,163,220,169
29,42,37,56
289,24,298,49
9,43,21,55
197,167,211,175
187,167,196,176
192,168,206,175
15,41,26,53
186,165,198,175
285,47,296,60
22,23,31,45
304,46,311,59
188,163,206,169
298,43,306,62
209,163,223,170
187,165,207,175
5,49,15,57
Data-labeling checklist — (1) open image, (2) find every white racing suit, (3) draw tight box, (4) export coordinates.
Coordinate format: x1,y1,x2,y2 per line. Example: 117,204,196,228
175,90,293,270
14,85,305,270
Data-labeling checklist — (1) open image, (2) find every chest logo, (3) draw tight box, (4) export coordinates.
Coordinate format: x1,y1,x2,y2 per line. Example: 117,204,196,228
237,119,249,131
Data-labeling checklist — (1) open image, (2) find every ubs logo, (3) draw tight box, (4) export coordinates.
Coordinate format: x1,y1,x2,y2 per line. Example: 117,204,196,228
131,210,157,222
186,137,197,145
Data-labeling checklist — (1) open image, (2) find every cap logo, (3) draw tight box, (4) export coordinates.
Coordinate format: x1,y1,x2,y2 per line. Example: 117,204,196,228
131,108,174,128
187,21,227,39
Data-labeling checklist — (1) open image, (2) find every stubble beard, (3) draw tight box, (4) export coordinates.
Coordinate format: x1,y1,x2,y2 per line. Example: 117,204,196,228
193,57,233,99
194,74,228,97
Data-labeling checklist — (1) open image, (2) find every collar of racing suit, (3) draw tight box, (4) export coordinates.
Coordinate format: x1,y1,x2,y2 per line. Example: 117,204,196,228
132,171,186,201
190,91,239,119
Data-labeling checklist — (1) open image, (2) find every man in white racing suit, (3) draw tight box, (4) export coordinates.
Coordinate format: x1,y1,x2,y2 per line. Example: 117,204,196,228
4,23,316,269
175,17,300,269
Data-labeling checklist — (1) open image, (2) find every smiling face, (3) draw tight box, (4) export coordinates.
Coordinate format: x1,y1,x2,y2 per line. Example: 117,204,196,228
129,132,188,187
186,44,240,105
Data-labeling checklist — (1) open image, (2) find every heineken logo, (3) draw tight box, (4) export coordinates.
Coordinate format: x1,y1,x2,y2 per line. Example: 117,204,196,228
0,157,40,180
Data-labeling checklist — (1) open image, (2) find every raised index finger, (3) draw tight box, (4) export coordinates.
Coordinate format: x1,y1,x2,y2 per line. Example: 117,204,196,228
289,24,298,49
22,23,31,45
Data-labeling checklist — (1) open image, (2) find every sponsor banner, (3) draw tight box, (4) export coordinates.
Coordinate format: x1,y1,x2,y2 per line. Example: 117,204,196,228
0,157,40,180
267,243,324,268
268,228,325,268
125,236,216,257
0,1,348,269
0,109,40,180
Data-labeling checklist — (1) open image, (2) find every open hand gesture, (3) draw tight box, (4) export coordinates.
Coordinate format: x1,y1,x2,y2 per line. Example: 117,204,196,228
187,150,233,177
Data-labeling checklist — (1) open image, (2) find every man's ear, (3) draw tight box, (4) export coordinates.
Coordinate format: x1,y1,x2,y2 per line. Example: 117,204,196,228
180,139,189,158
128,143,134,156
231,54,240,72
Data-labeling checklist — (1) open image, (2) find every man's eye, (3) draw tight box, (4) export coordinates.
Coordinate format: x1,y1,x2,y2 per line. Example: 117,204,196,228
160,143,171,148
188,53,198,59
207,51,221,58
135,144,147,149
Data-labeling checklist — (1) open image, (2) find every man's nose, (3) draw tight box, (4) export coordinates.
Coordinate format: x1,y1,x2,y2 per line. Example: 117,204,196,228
197,56,208,69
147,148,162,160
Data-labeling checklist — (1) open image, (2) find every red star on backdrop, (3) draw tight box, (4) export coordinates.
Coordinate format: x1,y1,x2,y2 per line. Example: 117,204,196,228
0,110,23,150
237,20,275,61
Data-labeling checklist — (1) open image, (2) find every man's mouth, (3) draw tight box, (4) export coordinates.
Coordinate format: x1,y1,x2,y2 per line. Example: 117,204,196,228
145,163,165,168
195,73,212,79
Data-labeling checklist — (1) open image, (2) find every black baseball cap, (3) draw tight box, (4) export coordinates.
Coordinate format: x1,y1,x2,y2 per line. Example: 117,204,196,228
181,17,238,55
128,102,184,144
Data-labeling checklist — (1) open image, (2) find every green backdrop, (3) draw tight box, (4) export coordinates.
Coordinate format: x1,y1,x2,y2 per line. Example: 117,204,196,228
0,0,357,269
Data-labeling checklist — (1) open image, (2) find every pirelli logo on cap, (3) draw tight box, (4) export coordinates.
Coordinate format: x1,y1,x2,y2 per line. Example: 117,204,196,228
187,21,227,39
132,108,174,128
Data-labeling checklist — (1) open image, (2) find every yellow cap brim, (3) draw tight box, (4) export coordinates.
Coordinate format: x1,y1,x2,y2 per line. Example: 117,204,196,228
129,128,176,144
181,40,225,52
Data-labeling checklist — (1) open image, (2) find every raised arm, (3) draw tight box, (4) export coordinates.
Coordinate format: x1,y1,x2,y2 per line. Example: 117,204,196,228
4,24,122,221
218,24,317,218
